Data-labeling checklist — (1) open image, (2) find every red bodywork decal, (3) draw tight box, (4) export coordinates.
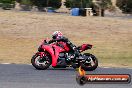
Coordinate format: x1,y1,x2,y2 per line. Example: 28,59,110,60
42,44,65,67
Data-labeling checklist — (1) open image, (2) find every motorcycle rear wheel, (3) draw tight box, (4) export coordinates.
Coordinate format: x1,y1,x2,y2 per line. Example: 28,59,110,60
31,52,52,70
82,53,98,71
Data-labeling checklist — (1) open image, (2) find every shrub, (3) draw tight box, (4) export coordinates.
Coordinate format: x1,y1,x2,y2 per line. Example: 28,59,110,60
116,0,132,13
32,0,62,11
64,0,93,8
19,0,32,5
0,0,15,9
48,0,62,9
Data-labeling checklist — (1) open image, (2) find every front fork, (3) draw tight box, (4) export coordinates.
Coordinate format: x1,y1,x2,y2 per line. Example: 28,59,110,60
36,52,45,58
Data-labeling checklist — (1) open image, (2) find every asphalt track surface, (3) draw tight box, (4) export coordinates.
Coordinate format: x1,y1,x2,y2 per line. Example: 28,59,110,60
0,64,131,88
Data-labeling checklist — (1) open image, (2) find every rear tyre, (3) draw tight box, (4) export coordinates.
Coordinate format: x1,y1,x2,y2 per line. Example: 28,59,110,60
31,52,52,70
82,53,98,71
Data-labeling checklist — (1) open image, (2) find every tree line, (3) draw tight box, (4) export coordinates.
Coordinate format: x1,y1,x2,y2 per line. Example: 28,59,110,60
0,0,62,10
0,0,132,13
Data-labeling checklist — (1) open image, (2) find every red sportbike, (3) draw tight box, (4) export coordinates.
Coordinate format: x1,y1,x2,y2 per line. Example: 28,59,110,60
31,39,98,71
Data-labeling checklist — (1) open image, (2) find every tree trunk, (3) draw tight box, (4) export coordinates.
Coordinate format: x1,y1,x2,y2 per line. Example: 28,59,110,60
101,9,104,17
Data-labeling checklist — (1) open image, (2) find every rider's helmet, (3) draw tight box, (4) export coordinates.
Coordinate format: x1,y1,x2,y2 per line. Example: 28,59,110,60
52,31,63,39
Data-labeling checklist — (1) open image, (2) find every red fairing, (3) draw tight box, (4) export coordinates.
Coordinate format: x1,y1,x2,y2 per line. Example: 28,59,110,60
81,44,93,51
42,44,65,67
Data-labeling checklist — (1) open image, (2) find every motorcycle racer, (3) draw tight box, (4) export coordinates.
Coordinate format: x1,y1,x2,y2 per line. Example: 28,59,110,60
48,31,79,59
48,31,74,49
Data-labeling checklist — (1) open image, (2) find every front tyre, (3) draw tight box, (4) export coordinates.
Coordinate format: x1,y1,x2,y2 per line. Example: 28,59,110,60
82,53,98,71
31,53,51,70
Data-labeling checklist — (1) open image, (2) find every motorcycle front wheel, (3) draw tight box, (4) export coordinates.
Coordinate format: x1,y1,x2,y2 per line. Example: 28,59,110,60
31,52,52,70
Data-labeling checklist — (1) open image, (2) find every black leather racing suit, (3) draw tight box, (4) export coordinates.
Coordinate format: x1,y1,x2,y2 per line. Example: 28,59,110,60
48,36,75,52
48,36,81,58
